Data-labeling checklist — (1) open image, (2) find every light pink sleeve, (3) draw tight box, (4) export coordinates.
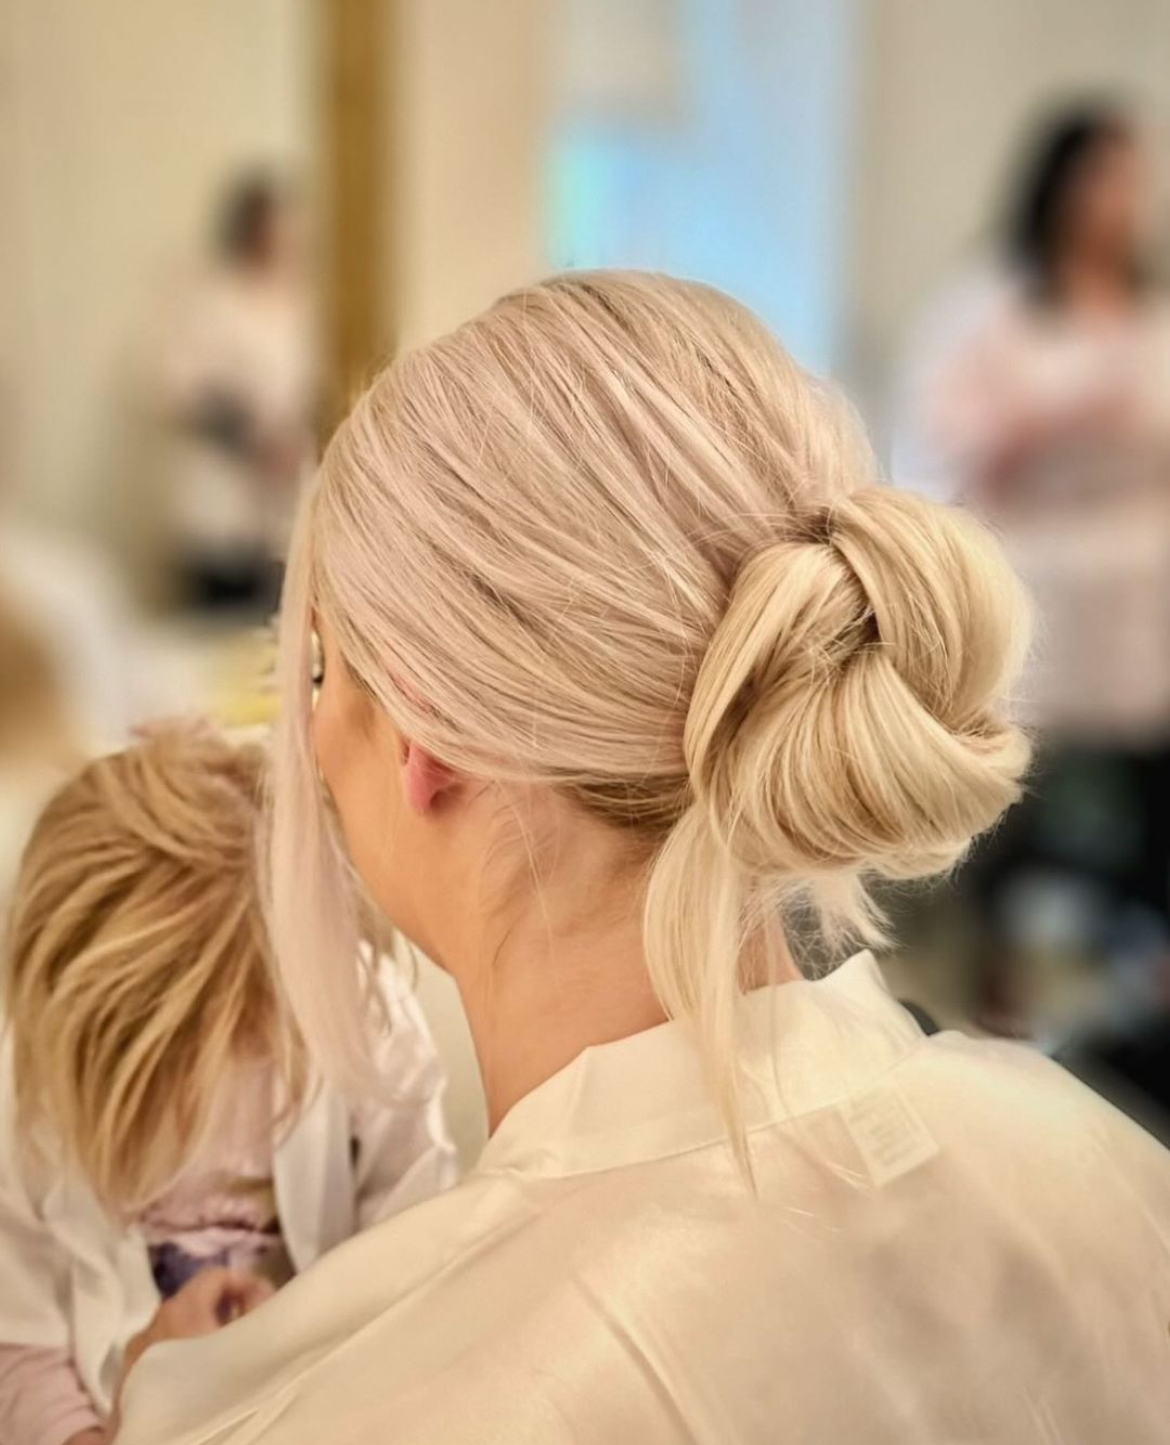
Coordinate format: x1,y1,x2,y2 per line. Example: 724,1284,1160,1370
0,1344,103,1445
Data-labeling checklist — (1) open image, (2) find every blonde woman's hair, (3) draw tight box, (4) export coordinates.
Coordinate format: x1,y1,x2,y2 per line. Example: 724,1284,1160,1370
6,722,304,1212
273,271,1030,1160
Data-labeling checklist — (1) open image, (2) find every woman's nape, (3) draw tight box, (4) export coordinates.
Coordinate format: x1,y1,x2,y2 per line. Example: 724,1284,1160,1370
311,617,780,1131
273,271,1031,1157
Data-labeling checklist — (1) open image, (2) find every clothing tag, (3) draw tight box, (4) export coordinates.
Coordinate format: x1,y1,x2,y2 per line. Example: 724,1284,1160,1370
842,1085,939,1186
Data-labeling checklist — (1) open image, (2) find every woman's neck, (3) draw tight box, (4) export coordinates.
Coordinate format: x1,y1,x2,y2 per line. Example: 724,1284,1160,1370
454,900,668,1134
442,864,801,1134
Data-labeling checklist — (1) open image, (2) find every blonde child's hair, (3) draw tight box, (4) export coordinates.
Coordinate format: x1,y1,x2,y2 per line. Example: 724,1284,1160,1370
272,271,1031,1162
6,722,305,1212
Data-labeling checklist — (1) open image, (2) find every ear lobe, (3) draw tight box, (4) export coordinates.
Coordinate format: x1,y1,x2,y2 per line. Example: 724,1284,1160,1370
401,741,459,815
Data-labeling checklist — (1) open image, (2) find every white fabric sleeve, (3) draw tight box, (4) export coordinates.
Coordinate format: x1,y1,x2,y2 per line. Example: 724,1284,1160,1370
349,968,460,1230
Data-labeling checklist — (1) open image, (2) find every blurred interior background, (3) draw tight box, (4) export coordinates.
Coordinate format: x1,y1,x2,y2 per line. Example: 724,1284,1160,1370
3,0,1170,1161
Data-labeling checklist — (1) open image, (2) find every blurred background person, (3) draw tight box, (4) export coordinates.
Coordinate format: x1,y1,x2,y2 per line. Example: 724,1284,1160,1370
895,104,1170,1048
140,173,317,617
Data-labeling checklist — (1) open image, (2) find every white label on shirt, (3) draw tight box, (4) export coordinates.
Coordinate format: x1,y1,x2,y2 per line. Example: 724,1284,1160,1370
842,1085,940,1186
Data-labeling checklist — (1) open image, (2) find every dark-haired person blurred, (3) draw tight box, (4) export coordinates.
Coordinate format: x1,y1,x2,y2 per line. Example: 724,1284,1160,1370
143,172,317,615
897,105,1169,502
896,105,1170,1041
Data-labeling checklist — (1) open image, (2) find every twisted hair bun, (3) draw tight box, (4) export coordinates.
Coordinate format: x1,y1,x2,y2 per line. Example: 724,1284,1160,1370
686,486,1031,892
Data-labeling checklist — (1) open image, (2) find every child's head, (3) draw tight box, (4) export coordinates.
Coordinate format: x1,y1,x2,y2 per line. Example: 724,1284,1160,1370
5,722,303,1212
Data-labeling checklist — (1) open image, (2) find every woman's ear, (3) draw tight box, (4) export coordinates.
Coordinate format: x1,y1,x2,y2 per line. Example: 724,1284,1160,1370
400,740,459,815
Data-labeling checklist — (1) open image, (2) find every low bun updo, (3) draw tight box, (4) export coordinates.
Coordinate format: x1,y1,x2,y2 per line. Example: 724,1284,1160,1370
274,269,1032,1162
686,486,1031,887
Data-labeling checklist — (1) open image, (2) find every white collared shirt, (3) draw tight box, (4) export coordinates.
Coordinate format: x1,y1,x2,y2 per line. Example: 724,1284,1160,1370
118,954,1170,1445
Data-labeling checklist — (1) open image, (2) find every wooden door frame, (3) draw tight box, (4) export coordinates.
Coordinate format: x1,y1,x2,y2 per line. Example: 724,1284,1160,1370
319,0,393,430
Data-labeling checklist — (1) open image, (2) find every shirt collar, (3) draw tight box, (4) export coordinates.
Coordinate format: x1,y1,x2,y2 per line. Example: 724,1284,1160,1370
475,952,926,1180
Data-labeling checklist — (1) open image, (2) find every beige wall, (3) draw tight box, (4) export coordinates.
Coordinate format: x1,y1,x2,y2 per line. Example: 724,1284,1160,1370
0,0,314,530
384,0,550,351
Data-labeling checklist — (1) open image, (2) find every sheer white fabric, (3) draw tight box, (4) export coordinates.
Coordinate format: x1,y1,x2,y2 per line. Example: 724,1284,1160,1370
118,954,1170,1445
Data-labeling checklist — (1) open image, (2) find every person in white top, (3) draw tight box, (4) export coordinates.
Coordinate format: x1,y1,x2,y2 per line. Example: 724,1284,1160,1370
142,172,317,613
893,104,1170,741
116,272,1170,1444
